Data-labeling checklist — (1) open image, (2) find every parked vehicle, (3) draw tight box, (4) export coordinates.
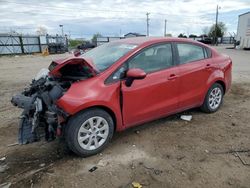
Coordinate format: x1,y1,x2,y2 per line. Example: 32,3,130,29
11,37,232,157
77,42,96,52
198,37,212,44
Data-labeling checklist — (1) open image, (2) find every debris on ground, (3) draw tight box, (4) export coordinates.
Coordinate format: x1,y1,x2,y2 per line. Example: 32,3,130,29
0,164,9,173
235,152,250,166
132,182,142,188
141,164,163,175
0,182,12,188
180,115,192,121
177,155,185,161
7,142,19,147
211,148,250,154
205,150,209,153
0,157,6,161
39,163,45,167
135,130,140,134
97,160,109,167
131,163,135,169
211,148,250,166
231,122,236,126
89,166,98,172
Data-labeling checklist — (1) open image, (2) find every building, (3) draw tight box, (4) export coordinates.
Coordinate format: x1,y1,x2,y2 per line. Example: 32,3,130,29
94,33,146,46
236,11,250,49
95,36,124,46
124,33,146,38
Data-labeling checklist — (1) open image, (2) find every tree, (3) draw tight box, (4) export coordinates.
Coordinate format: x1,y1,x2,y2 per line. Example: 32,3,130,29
36,26,48,35
68,39,85,48
189,34,197,38
178,33,187,38
91,33,102,44
208,22,226,38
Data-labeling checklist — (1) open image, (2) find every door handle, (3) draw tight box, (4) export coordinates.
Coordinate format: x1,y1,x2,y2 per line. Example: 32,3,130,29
168,74,178,80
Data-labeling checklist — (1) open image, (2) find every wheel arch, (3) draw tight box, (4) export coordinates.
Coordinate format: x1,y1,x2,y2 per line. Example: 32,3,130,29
72,105,118,131
215,80,226,94
206,79,226,97
201,78,226,105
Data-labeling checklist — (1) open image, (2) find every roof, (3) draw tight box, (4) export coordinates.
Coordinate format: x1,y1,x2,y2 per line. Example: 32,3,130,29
117,36,201,45
239,11,250,17
124,32,146,37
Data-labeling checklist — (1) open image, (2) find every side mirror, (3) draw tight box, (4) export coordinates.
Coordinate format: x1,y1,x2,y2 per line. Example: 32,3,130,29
125,68,146,87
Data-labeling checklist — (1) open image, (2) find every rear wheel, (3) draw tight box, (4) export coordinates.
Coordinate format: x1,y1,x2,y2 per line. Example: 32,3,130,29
66,108,114,157
201,83,224,113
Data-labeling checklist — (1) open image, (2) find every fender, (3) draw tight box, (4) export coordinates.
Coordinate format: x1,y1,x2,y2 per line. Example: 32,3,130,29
73,101,123,132
201,69,226,104
56,84,124,131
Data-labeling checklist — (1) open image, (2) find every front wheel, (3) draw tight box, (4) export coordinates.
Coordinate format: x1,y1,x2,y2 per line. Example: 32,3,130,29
65,108,114,157
201,83,224,113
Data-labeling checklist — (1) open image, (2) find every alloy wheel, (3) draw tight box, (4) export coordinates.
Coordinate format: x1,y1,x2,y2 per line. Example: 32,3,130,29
208,87,222,110
77,116,109,150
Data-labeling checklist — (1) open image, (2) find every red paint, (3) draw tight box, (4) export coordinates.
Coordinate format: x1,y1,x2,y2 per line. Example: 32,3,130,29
49,57,97,77
55,37,232,132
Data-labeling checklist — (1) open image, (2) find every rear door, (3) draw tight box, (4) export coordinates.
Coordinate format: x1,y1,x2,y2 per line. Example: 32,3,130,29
175,42,212,110
121,43,180,127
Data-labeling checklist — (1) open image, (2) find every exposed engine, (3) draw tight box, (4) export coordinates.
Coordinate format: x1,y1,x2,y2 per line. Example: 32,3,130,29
11,58,95,144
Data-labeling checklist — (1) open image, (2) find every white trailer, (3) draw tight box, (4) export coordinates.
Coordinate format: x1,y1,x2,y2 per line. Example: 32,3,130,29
236,11,250,49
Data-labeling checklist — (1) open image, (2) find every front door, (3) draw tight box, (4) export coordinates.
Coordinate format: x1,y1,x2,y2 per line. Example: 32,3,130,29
121,43,180,127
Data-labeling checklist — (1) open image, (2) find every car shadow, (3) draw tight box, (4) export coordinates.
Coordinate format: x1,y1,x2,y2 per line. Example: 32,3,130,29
112,107,203,142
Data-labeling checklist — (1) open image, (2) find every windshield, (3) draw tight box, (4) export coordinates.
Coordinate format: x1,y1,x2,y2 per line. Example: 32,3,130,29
81,42,137,72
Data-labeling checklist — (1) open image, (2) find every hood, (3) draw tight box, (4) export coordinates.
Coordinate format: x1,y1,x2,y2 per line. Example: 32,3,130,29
48,57,98,78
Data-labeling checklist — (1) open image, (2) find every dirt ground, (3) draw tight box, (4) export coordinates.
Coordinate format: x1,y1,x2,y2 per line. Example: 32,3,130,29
0,46,249,188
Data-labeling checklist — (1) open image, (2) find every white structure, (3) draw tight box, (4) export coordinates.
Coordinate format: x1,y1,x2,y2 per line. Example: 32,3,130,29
124,33,146,38
236,11,250,49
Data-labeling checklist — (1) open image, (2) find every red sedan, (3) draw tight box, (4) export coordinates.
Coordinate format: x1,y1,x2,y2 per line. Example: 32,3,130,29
12,37,232,157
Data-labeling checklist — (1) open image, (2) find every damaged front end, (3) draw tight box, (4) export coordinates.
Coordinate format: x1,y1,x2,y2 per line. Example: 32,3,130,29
11,57,96,144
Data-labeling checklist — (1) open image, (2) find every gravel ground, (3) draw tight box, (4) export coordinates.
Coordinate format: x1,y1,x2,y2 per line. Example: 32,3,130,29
0,47,249,188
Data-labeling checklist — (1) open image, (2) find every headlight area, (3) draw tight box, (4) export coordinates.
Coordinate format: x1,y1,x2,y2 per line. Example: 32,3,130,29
10,76,72,144
11,58,95,145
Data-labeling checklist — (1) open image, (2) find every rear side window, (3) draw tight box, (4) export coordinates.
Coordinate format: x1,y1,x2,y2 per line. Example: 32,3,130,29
176,43,205,64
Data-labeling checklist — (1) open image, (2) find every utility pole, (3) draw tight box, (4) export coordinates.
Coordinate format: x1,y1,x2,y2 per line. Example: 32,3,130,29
146,12,150,36
164,19,167,37
68,30,71,40
214,5,219,46
59,24,64,36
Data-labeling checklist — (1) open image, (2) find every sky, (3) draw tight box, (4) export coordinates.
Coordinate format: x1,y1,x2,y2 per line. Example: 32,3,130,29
0,0,249,39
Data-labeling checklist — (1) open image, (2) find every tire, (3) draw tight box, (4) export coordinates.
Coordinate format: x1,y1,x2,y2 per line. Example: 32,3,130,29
201,83,224,113
65,108,114,157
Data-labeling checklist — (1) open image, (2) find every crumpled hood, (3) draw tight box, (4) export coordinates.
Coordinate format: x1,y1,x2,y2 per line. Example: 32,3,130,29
49,56,98,77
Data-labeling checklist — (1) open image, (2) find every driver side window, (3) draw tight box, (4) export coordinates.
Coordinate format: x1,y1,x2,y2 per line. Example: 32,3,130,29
105,43,173,84
128,43,173,73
